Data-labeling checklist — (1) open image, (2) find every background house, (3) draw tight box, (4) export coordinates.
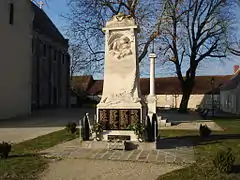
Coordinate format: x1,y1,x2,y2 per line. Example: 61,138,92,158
70,75,96,107
31,3,70,110
220,65,240,115
0,1,33,119
140,76,230,109
71,75,231,110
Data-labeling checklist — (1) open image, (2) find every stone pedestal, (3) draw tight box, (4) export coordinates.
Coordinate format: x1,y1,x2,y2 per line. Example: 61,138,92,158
103,130,138,141
147,95,157,118
97,13,146,140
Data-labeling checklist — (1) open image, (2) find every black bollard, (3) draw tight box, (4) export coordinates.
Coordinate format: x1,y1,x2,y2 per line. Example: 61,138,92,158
83,114,90,140
152,113,158,141
146,115,154,142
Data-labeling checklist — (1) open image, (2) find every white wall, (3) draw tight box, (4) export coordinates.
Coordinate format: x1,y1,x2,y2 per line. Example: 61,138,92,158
0,1,32,119
155,94,219,109
220,89,239,114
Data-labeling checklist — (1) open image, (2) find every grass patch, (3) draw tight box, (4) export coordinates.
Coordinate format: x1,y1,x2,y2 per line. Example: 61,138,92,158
0,129,78,179
160,129,199,138
158,118,240,180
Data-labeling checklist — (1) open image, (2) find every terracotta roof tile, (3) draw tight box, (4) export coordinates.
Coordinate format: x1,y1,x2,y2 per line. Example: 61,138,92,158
84,75,232,95
71,75,94,92
88,80,103,95
220,74,240,91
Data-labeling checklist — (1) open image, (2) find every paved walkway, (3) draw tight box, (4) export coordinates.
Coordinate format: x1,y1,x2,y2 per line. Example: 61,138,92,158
41,139,195,165
40,139,195,180
0,108,94,143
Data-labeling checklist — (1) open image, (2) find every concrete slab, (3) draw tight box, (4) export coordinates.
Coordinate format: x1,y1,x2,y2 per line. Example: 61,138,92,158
157,109,223,131
0,108,96,143
0,127,63,144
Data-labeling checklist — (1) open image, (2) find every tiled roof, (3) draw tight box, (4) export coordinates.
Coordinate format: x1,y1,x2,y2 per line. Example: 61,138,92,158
88,80,103,95
80,75,232,95
71,75,94,92
32,3,68,44
220,72,240,91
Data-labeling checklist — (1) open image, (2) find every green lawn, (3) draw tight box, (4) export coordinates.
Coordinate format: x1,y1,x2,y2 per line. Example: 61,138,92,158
158,118,240,180
0,129,78,180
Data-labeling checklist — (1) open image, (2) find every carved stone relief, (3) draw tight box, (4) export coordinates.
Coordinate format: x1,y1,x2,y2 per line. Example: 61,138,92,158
108,33,132,59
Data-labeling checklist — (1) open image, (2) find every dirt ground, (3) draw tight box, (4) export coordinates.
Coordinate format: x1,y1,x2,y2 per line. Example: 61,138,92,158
41,159,182,180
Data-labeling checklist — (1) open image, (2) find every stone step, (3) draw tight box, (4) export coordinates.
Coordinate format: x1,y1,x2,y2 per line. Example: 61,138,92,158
158,118,168,127
107,141,125,150
160,119,167,124
166,122,172,127
81,141,108,149
157,116,168,122
102,130,138,141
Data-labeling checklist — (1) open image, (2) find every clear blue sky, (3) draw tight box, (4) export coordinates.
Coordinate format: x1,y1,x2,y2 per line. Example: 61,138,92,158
40,0,240,77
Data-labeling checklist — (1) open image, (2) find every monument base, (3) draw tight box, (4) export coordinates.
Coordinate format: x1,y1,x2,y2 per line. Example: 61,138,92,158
102,130,138,141
96,102,146,140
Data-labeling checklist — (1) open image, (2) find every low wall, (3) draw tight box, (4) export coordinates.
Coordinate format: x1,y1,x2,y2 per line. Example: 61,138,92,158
85,94,219,110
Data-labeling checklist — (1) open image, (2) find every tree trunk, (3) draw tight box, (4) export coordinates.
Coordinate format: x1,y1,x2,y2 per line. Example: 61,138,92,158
178,79,195,113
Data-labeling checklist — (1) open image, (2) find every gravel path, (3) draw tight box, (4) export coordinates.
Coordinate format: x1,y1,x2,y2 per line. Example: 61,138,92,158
41,159,182,180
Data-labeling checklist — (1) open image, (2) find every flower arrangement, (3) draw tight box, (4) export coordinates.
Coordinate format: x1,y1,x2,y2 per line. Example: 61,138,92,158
92,122,104,141
128,122,145,142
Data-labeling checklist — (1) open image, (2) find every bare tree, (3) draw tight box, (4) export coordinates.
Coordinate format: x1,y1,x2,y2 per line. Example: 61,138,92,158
64,0,165,67
228,40,240,56
69,42,106,78
64,0,238,113
69,44,83,78
158,0,237,112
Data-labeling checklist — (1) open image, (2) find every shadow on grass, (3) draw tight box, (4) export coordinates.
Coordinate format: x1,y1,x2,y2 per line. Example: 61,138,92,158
157,134,240,149
7,152,48,159
232,165,240,174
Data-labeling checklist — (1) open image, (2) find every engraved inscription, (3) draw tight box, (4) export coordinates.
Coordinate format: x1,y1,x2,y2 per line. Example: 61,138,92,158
99,109,108,129
119,110,128,129
98,109,140,130
130,109,139,125
109,110,118,129
99,109,108,123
